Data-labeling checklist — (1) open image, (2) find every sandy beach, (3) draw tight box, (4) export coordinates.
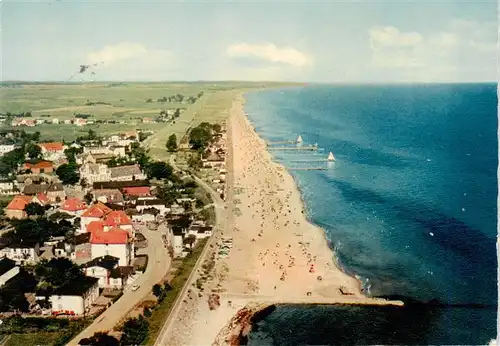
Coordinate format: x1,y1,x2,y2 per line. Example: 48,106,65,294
164,92,400,346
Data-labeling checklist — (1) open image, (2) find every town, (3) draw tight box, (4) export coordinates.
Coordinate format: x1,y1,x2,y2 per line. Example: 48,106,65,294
0,119,227,345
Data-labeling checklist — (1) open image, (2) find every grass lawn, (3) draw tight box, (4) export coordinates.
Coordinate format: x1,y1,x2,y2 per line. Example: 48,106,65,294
144,238,208,345
5,331,63,346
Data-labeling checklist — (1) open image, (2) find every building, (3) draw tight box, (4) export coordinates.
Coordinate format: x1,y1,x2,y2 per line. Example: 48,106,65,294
38,142,66,161
4,195,33,219
24,161,54,174
0,258,19,287
46,182,66,203
54,233,91,261
60,197,87,216
187,225,213,239
79,163,111,184
171,227,185,258
92,180,149,190
135,199,168,215
0,180,18,195
0,144,15,156
50,276,99,316
83,255,134,289
122,186,151,198
80,202,112,233
92,189,124,204
0,242,40,264
130,208,158,223
89,222,133,266
109,165,146,182
103,210,133,232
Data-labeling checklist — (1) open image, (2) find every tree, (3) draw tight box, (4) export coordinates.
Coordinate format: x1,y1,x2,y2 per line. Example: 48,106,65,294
79,332,119,346
174,108,180,118
152,284,162,298
34,258,83,288
26,143,42,160
146,161,173,180
145,98,153,103
84,192,93,205
187,154,202,170
189,123,212,150
212,123,222,133
166,134,177,152
56,163,80,185
25,202,45,217
120,315,149,346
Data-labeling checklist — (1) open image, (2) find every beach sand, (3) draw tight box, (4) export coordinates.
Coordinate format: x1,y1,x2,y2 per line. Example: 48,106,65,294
165,92,396,346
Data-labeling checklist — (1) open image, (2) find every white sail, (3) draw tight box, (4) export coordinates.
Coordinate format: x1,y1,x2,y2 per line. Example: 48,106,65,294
327,152,335,161
296,135,303,144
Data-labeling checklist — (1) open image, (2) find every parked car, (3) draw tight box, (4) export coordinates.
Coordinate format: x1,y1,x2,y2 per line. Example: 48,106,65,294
131,284,140,291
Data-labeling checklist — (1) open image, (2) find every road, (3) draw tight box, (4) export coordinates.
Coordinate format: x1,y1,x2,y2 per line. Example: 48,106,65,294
154,154,226,345
68,226,171,345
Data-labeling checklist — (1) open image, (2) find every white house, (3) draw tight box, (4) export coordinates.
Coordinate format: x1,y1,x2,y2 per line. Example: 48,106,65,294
187,225,213,239
0,144,15,156
0,258,19,287
0,180,18,195
89,221,133,266
38,142,66,162
80,202,112,233
52,118,59,124
79,163,111,185
50,276,99,316
0,242,40,264
135,199,168,215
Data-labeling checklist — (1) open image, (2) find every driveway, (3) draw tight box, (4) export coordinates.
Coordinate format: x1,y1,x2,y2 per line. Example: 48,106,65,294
68,226,171,345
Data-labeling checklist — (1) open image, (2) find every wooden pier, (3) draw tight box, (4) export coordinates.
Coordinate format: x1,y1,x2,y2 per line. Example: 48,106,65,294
268,146,318,151
267,140,296,145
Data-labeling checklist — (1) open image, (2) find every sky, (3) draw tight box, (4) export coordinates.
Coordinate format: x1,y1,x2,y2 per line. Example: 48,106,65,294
1,0,498,83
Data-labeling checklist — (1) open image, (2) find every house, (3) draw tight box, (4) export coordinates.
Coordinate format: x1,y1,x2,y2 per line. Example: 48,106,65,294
83,256,134,289
50,276,99,316
135,199,168,215
122,186,151,198
92,189,124,204
24,161,54,174
23,183,49,196
130,208,158,223
0,144,15,156
171,227,186,258
0,180,18,195
109,165,146,182
202,153,225,169
89,221,133,266
64,119,72,125
54,233,91,260
38,142,66,161
46,182,66,203
73,118,87,127
109,146,126,157
103,210,133,232
52,118,59,124
142,118,152,124
4,195,33,219
80,202,112,233
0,258,19,287
0,241,40,264
79,163,111,184
92,180,149,190
187,225,213,239
60,197,87,216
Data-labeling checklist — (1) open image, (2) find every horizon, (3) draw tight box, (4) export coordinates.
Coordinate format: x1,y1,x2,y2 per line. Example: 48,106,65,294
2,1,497,83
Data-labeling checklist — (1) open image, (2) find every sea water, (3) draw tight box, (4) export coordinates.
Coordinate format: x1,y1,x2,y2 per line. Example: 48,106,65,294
244,84,497,345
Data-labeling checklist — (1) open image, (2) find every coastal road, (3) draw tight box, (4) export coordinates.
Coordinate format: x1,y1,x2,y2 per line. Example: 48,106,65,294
154,154,226,345
68,227,171,345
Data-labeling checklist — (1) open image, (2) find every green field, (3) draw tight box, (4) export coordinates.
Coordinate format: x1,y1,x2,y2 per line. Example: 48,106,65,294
0,81,300,156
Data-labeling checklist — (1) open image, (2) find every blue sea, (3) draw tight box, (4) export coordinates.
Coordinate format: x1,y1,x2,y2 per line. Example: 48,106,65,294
243,84,498,345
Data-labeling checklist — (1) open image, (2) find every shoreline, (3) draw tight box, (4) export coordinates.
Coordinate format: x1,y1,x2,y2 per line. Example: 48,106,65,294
239,92,366,294
163,90,403,346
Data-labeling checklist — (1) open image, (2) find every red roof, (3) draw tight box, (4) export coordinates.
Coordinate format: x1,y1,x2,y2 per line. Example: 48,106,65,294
36,193,49,204
6,195,33,210
104,211,132,227
39,142,64,152
90,226,129,245
122,187,151,196
24,161,53,169
61,197,87,212
81,202,112,218
87,220,104,234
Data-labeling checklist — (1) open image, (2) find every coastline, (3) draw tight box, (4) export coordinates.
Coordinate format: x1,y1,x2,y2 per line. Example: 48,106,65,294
162,90,403,346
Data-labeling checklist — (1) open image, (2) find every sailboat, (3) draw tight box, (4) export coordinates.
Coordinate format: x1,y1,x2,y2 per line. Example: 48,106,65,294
296,135,303,144
327,152,335,162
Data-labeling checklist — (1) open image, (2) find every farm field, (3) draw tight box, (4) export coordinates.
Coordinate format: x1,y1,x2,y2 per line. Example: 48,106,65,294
0,81,300,152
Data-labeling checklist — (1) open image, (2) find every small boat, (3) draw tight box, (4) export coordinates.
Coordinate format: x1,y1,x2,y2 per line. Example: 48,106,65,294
327,152,335,161
296,135,303,144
